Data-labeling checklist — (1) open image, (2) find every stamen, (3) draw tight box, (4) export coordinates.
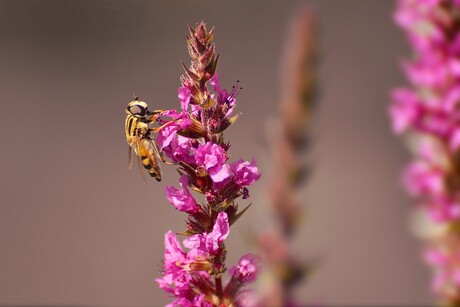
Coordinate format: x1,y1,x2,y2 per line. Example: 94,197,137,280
227,80,242,102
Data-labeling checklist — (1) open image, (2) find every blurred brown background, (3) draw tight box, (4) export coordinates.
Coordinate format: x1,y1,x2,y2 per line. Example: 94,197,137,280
0,0,432,305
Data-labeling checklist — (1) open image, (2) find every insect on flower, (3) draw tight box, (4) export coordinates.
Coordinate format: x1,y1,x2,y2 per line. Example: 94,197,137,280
124,97,168,182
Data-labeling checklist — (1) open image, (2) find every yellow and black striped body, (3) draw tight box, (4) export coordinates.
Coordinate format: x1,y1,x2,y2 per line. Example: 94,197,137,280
125,100,162,181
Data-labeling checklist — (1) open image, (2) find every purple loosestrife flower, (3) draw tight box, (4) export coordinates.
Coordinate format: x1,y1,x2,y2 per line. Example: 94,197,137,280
224,254,260,304
228,254,260,284
230,159,261,187
183,212,229,256
165,175,201,214
391,0,460,303
153,22,261,306
156,231,211,299
195,142,230,182
163,136,195,165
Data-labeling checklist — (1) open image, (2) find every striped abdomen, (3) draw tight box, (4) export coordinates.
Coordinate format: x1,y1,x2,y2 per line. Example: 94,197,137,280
136,138,162,181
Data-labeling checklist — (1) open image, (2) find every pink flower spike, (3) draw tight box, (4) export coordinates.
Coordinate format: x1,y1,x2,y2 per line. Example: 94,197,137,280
150,22,260,304
390,1,460,302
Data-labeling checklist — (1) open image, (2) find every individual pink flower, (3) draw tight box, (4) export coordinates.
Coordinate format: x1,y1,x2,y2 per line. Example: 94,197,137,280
230,158,261,187
228,253,260,284
156,231,191,296
156,231,213,298
224,253,260,301
156,111,193,149
183,212,230,255
389,88,421,133
205,212,230,253
163,231,187,269
404,58,450,88
195,142,231,182
157,124,182,150
427,196,460,222
165,175,201,213
195,143,225,168
210,73,237,118
403,162,444,197
163,135,194,164
424,248,449,266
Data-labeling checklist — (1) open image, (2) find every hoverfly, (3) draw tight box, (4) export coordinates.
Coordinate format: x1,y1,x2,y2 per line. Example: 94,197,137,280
124,97,166,182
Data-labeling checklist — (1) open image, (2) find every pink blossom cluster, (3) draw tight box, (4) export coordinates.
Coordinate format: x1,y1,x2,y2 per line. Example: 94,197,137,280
391,0,460,221
391,0,460,302
154,22,261,306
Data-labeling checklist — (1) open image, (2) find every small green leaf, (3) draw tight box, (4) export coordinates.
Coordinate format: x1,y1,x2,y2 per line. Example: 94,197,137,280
230,203,252,226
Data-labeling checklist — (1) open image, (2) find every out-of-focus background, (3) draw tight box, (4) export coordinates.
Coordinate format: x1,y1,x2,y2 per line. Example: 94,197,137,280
0,0,433,305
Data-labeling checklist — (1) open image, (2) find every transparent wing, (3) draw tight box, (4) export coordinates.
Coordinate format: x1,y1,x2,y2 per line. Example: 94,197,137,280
128,145,134,170
135,141,147,183
150,138,166,163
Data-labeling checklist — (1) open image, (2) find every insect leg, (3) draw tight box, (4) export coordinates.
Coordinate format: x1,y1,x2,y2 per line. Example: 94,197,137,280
150,138,175,165
150,119,180,133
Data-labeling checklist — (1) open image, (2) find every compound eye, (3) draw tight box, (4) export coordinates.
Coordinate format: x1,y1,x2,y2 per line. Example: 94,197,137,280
128,104,146,116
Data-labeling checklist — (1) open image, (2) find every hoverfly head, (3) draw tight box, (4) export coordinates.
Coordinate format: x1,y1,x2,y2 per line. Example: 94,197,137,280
126,100,149,118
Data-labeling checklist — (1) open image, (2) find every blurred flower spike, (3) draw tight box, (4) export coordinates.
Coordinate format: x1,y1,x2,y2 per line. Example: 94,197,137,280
255,6,316,306
155,21,261,306
391,0,460,304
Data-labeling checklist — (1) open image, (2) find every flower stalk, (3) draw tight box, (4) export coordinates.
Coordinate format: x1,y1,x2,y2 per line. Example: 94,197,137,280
258,7,316,306
391,0,460,305
153,22,261,306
